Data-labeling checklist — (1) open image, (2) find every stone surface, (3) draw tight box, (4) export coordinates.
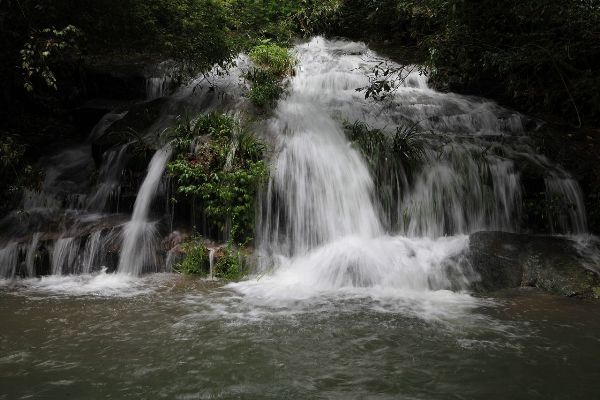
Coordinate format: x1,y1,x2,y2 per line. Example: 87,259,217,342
468,231,600,298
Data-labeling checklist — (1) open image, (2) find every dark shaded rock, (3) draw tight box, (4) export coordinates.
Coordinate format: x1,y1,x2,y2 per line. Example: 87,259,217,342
74,99,133,133
35,244,51,276
84,64,147,100
91,98,167,166
469,231,600,298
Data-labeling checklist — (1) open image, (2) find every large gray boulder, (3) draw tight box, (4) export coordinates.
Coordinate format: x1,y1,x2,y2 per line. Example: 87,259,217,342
468,231,600,298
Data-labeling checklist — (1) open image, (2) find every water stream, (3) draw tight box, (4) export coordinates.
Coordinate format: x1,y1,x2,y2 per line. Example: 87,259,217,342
118,145,172,275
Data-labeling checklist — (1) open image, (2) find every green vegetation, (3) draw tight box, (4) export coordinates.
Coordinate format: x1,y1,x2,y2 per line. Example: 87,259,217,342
175,237,210,275
214,244,249,281
246,44,295,108
0,133,41,215
345,121,427,172
249,44,295,77
166,113,268,244
174,237,249,281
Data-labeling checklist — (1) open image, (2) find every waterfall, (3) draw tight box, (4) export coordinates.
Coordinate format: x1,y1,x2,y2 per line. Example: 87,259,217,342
545,176,588,234
118,145,172,275
25,232,42,276
234,37,588,298
87,144,129,211
0,37,591,282
209,248,215,280
259,102,382,256
0,243,19,279
82,231,103,274
51,237,80,275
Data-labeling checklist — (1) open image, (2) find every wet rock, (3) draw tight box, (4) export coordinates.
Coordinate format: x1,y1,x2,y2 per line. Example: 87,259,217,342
162,231,188,251
469,231,600,298
74,99,133,133
35,244,51,276
91,98,167,166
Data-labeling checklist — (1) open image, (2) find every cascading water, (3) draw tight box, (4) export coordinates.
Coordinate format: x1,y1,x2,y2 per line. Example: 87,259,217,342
51,237,80,275
24,232,41,277
0,243,19,279
117,145,172,275
86,144,130,211
545,175,588,234
233,37,589,299
0,37,592,284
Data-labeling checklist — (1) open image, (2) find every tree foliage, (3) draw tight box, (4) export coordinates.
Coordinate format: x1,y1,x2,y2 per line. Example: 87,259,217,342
332,0,600,125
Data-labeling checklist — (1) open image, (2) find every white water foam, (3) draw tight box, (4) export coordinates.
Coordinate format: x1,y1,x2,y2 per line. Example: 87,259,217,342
9,269,162,297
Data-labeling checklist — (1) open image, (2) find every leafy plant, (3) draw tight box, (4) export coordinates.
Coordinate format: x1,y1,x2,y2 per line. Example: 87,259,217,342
20,25,81,92
249,44,294,78
245,69,284,108
175,237,209,275
245,43,294,108
0,132,42,216
346,120,428,170
214,244,249,281
167,113,268,244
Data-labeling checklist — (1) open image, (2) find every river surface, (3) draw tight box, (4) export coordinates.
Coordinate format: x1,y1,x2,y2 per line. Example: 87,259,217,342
1,274,599,400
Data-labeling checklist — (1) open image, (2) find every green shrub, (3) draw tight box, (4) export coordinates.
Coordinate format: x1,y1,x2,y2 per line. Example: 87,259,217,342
245,43,294,108
248,44,294,78
175,238,209,275
245,69,284,108
0,133,42,216
214,244,249,281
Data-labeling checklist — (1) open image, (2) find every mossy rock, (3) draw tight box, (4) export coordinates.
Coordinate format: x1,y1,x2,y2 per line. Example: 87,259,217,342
469,231,600,298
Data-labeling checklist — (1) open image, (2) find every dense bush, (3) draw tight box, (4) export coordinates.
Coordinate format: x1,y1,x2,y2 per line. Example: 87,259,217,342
214,244,249,280
249,44,295,78
175,237,210,275
425,0,600,125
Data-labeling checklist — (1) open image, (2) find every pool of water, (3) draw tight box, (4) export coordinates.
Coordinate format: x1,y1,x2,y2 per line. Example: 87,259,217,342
1,273,599,399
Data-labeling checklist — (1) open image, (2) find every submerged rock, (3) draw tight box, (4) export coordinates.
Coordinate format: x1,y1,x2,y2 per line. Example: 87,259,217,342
468,231,600,298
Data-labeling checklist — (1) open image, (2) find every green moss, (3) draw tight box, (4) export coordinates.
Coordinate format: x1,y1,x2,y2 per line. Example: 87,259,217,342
593,287,600,299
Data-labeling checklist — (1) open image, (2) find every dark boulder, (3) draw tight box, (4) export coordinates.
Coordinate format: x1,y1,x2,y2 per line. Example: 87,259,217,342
90,97,168,166
84,63,147,100
468,231,600,298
